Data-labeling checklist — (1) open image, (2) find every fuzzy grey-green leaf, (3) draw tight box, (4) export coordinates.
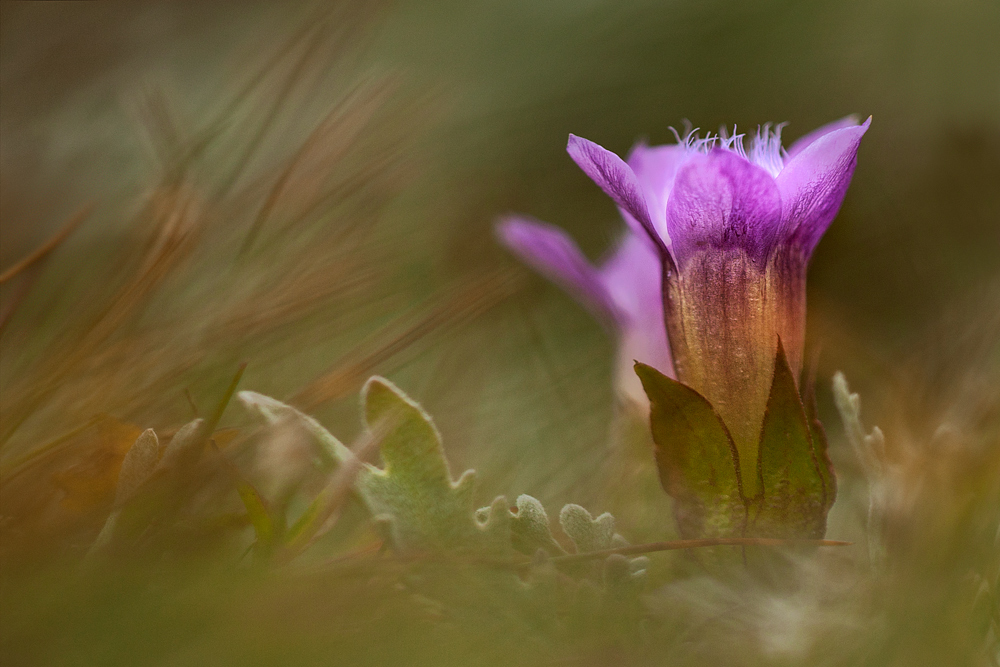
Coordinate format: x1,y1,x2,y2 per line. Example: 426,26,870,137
114,428,159,507
559,504,615,553
155,418,207,472
510,495,563,556
240,384,513,555
357,377,510,553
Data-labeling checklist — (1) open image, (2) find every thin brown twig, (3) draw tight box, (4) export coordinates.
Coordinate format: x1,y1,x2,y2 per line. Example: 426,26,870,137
541,537,852,567
0,266,38,334
0,204,94,284
205,363,247,436
311,537,851,573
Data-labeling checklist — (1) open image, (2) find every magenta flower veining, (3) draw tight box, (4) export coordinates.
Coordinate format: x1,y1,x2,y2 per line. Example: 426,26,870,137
499,116,868,497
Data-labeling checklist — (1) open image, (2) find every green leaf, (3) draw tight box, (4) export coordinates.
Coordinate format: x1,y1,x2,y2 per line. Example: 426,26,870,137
832,372,886,565
238,391,351,470
236,477,279,552
559,504,615,553
240,384,512,555
753,340,829,539
634,362,747,538
283,492,325,550
506,495,564,556
114,428,160,507
88,429,162,559
557,504,648,595
239,381,645,572
357,376,510,553
832,372,885,480
154,418,208,473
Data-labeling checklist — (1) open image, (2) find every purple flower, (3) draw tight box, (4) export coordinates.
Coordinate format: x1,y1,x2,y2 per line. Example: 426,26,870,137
568,117,869,494
496,218,673,407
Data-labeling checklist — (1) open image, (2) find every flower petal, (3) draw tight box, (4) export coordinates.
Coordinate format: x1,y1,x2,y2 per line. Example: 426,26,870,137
665,148,783,267
625,142,687,244
786,115,861,160
777,117,870,257
496,216,620,323
600,234,676,399
566,134,667,253
598,232,662,321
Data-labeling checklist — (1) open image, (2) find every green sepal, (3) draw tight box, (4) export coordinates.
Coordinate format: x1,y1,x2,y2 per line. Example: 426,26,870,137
634,362,747,539
752,340,831,539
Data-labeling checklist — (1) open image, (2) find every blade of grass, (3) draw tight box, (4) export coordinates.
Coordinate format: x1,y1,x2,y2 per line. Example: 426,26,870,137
205,362,247,436
0,204,93,284
279,418,387,562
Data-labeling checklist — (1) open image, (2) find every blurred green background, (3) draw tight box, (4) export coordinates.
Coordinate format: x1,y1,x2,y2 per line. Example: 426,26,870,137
1,2,998,663
2,0,999,515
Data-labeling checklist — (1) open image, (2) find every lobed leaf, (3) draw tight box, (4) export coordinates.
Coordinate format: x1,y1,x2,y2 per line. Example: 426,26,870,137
507,495,563,556
358,377,509,553
833,372,887,565
559,504,615,553
832,372,885,480
239,379,651,585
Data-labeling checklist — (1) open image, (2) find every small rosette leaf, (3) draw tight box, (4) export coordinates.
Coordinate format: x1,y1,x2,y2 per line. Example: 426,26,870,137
508,495,564,556
559,504,616,553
